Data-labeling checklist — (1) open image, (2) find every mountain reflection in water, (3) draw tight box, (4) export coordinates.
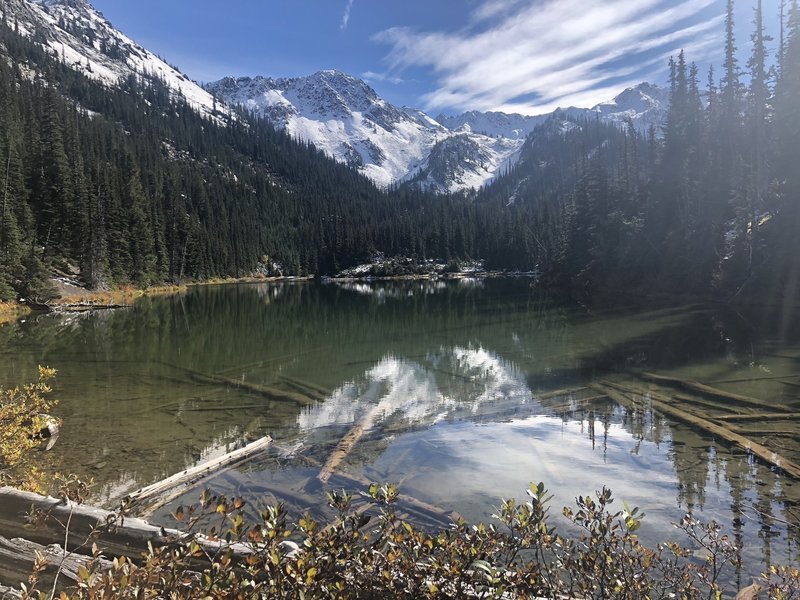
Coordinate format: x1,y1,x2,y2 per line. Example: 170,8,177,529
0,279,798,582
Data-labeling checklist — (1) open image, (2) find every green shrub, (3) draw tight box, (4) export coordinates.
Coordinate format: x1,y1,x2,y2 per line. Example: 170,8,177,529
18,482,800,599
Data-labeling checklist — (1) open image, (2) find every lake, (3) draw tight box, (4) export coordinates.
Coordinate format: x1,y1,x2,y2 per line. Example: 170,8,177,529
1,279,799,583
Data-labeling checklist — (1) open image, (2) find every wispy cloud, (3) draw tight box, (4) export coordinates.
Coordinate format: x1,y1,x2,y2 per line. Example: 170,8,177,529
362,70,405,85
341,0,354,30
373,0,724,114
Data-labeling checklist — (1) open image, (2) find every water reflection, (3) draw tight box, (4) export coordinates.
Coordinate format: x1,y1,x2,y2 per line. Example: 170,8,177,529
0,280,799,580
297,346,533,433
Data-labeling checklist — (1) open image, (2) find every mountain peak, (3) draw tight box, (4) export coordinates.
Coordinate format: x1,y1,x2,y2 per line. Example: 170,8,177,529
591,83,668,130
10,0,228,123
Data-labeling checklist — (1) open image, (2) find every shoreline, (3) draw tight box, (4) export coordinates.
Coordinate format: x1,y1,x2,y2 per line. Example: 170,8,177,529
0,302,33,326
0,276,316,325
322,270,537,283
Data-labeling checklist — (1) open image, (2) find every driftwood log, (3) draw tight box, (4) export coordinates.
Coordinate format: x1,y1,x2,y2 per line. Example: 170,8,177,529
0,584,21,599
0,487,247,563
0,535,111,594
712,412,800,422
125,436,272,511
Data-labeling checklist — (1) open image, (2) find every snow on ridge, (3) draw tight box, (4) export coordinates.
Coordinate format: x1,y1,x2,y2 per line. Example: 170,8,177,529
12,0,667,194
12,0,231,124
207,72,530,193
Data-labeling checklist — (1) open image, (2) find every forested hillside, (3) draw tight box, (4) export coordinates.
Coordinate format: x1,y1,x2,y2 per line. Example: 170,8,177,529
0,0,798,309
0,12,448,299
483,0,800,307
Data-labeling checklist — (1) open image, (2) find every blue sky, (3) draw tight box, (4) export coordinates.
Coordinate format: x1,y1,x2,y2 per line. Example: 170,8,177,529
90,0,781,116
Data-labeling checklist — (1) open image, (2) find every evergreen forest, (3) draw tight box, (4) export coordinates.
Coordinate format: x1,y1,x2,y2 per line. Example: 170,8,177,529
0,0,797,309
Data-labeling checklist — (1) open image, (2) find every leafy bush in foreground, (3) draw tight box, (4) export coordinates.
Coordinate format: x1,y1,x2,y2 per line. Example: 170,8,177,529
18,482,800,600
0,366,58,493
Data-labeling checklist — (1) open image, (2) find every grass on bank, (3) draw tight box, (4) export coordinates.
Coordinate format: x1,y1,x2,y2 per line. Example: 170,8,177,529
0,301,32,325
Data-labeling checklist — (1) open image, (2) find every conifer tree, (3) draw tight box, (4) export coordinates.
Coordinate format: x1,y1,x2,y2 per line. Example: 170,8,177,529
743,0,771,271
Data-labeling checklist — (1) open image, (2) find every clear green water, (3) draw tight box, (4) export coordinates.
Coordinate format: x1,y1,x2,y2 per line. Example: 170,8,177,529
1,280,799,581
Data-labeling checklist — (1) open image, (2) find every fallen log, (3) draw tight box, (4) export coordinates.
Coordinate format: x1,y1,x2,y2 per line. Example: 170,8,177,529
670,393,753,415
589,383,643,411
595,382,800,480
602,379,750,416
188,373,316,406
318,405,384,483
636,372,791,413
161,362,317,406
533,386,589,401
543,395,610,413
138,457,267,520
125,436,272,510
0,584,21,599
712,412,800,422
0,535,110,594
0,487,248,563
710,374,798,385
277,375,331,399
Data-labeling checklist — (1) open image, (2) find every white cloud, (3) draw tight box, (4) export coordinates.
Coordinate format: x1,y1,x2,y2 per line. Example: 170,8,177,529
340,0,354,30
362,70,405,85
373,0,724,115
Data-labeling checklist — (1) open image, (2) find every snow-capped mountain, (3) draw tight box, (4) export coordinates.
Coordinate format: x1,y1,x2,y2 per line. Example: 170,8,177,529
589,82,670,132
405,134,524,193
209,72,668,194
207,71,525,193
4,0,228,122
435,111,547,140
438,83,669,139
8,0,668,195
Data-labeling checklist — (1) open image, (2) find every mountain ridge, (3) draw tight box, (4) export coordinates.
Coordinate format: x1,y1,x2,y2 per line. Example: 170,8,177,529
208,71,668,193
9,0,668,195
8,0,228,122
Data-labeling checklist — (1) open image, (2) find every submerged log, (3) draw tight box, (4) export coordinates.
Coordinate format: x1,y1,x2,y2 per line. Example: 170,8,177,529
533,386,589,401
277,375,331,399
713,412,800,422
125,436,272,510
318,405,384,483
595,382,800,480
319,466,461,529
189,372,316,406
162,362,317,406
636,372,790,412
544,394,610,413
601,379,747,416
589,384,642,412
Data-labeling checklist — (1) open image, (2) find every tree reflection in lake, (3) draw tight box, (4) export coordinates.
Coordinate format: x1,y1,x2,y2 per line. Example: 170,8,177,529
0,279,798,581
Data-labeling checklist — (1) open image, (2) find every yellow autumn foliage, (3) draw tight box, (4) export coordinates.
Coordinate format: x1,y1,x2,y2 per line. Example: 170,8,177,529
0,366,58,490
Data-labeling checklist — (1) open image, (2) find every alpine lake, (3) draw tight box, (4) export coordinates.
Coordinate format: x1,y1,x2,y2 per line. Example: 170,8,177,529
2,279,799,583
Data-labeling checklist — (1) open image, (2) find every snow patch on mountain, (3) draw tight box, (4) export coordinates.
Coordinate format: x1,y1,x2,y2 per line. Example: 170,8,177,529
7,0,228,123
207,71,533,193
590,82,669,132
441,83,668,139
209,70,668,193
404,133,524,194
435,111,547,140
207,71,455,189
